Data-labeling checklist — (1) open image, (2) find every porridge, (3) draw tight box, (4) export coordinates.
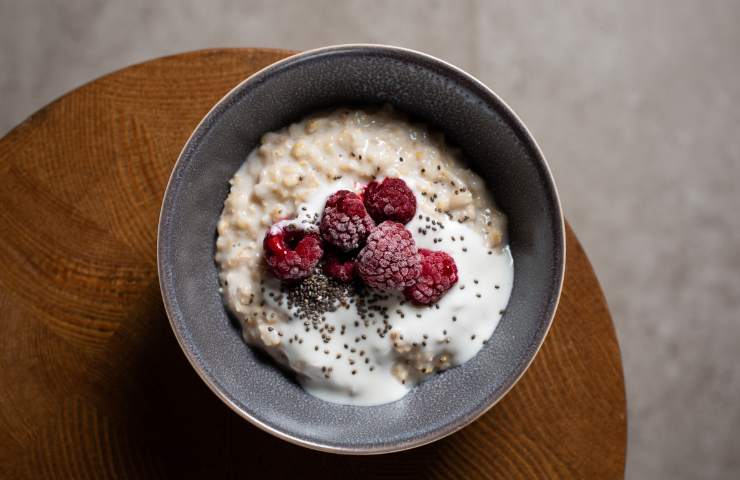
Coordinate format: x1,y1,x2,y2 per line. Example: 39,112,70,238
215,106,513,405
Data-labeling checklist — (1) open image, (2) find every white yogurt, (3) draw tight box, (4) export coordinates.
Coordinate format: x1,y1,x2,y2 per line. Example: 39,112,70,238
215,106,513,405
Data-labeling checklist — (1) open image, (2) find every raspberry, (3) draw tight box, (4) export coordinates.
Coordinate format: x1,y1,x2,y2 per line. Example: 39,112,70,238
363,177,416,224
357,221,421,291
323,249,357,283
263,220,323,281
404,249,458,305
320,190,375,251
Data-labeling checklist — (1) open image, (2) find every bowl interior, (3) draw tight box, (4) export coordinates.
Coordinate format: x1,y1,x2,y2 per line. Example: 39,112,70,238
158,45,564,453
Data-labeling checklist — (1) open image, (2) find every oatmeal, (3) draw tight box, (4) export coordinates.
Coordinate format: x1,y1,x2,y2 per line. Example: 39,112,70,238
215,106,513,405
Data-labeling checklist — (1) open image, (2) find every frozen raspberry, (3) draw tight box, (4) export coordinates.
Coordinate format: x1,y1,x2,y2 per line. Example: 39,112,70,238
320,190,375,251
363,178,416,224
263,220,323,281
404,249,458,305
323,249,357,283
357,221,421,291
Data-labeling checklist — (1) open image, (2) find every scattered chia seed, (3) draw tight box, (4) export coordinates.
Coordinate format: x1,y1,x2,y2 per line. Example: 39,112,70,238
282,268,354,340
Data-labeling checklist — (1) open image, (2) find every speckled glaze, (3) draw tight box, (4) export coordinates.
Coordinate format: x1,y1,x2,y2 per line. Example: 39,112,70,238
158,45,565,454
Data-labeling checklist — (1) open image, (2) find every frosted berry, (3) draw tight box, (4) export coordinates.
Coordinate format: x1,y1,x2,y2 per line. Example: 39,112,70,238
320,190,375,251
404,248,458,305
364,177,416,224
357,221,421,291
263,220,323,281
323,249,357,283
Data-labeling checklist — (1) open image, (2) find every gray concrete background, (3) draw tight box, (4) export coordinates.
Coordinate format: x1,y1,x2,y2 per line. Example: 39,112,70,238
1,0,738,478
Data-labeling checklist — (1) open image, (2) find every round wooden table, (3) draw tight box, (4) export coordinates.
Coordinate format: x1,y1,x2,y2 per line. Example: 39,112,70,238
0,49,626,479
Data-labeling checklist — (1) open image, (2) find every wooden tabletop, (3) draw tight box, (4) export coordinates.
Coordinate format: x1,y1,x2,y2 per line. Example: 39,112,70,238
0,49,626,479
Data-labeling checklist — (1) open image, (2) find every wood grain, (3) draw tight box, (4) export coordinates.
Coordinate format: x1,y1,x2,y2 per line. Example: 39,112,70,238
0,48,626,479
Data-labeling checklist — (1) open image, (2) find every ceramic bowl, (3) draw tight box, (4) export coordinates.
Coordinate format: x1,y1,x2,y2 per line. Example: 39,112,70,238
158,44,564,454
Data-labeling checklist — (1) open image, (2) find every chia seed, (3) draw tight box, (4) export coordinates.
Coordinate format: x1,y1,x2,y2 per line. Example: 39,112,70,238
282,268,355,339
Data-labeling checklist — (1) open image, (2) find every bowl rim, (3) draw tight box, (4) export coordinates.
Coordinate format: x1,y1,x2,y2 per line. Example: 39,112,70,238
157,43,566,455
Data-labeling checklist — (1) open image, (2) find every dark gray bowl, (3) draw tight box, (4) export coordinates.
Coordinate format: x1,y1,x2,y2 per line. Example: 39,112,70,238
158,44,564,454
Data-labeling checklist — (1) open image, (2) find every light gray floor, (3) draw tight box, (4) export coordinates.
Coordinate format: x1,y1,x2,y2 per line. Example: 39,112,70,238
2,1,739,478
